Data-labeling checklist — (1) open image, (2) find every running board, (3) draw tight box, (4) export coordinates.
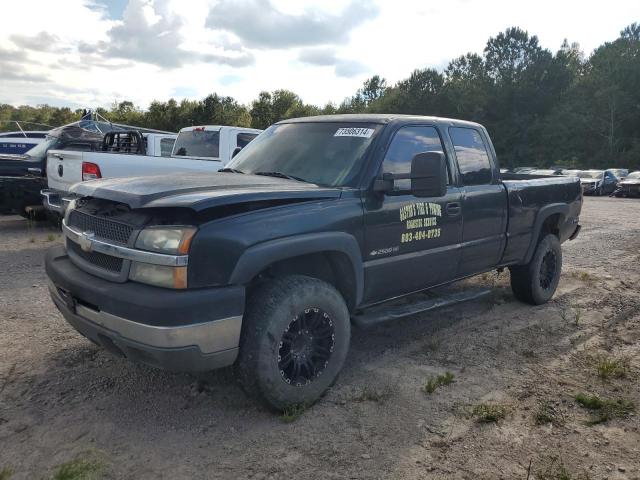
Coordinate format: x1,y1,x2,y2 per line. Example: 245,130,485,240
352,286,492,328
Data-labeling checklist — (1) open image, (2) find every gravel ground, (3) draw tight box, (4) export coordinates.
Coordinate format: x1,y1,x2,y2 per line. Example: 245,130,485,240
1,196,639,480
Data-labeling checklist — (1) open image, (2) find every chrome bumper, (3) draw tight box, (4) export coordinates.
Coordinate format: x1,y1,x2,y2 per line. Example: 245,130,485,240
49,281,242,370
41,189,75,215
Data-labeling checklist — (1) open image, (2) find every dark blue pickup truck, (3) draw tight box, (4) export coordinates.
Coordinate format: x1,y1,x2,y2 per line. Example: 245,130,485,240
45,114,582,409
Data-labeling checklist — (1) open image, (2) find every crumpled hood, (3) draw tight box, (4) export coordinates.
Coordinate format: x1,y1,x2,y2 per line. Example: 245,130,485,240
71,172,342,211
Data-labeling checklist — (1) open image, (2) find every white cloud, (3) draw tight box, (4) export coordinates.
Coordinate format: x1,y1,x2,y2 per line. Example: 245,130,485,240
205,0,379,48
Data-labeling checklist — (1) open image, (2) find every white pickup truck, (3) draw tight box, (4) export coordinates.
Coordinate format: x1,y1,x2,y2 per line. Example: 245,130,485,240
42,125,261,214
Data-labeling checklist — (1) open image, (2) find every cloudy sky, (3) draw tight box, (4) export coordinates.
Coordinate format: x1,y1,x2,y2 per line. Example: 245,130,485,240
1,0,638,109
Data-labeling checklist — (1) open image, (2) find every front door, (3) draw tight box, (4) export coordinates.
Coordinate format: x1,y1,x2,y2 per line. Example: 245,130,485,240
362,125,463,304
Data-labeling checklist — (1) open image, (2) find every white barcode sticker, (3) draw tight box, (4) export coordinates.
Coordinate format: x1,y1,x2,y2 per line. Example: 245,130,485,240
334,127,374,138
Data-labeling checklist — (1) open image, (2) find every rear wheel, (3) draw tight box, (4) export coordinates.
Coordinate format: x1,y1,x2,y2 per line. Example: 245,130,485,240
510,233,562,305
237,275,350,410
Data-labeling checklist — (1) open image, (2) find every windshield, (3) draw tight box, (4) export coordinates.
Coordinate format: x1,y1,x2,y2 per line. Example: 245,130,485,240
578,171,603,179
226,122,382,186
23,136,61,161
626,172,640,180
173,130,220,158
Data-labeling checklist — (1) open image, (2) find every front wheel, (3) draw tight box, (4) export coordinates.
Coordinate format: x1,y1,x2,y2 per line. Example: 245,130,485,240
509,233,562,305
237,275,351,410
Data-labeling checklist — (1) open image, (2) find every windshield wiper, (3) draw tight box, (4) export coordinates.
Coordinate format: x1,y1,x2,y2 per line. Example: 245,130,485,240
254,171,308,183
218,167,244,174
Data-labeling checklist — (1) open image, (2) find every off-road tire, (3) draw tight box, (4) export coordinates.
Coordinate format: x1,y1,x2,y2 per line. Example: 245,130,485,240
237,275,350,411
509,233,562,305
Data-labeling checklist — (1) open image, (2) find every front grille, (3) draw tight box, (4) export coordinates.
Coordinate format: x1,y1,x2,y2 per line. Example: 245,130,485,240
67,239,123,273
68,210,133,245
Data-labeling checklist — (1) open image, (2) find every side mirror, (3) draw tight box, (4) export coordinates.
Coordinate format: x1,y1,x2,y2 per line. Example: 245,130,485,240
410,151,447,197
231,146,242,159
373,151,447,197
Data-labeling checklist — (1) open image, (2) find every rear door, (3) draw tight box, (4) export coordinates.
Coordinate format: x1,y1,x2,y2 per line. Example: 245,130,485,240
449,127,508,276
46,150,85,192
363,125,463,303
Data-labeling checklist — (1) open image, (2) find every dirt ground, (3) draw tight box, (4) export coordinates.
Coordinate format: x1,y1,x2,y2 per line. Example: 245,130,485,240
1,196,639,480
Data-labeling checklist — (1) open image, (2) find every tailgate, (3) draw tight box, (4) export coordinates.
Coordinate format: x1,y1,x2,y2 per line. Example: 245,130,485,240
46,150,84,191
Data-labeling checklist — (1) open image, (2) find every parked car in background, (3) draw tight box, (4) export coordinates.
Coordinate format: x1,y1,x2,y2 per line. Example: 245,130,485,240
611,171,640,197
528,168,563,176
42,130,177,214
577,169,618,196
561,169,580,177
513,167,535,173
41,126,261,216
0,130,49,155
0,121,110,217
607,168,629,179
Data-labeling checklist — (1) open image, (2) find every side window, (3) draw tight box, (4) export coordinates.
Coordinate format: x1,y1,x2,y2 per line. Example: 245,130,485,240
449,127,493,186
382,126,447,190
160,138,175,157
237,132,258,148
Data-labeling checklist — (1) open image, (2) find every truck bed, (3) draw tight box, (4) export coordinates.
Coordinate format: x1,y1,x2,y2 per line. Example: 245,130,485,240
500,174,582,264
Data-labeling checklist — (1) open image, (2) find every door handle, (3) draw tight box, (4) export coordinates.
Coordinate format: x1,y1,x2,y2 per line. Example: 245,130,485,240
446,202,461,216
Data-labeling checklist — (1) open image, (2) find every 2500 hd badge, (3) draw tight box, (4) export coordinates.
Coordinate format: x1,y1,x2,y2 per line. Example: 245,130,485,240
45,114,582,410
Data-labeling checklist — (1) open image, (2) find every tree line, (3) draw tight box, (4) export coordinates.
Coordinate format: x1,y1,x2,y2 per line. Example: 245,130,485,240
1,24,639,170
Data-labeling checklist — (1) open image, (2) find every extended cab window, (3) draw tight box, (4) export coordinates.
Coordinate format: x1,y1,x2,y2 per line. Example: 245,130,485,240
173,130,220,159
237,132,258,148
382,126,446,190
449,127,493,185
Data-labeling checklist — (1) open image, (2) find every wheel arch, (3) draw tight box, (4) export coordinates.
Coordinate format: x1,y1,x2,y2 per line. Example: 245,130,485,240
523,204,568,264
229,232,364,311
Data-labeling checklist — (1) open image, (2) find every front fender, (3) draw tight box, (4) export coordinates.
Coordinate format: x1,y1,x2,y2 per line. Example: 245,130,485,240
229,232,364,305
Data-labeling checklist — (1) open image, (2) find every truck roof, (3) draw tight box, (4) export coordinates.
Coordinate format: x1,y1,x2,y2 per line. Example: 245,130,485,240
179,125,262,133
279,114,484,129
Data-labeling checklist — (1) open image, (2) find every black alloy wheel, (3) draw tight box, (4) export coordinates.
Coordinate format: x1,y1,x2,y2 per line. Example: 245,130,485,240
277,308,335,386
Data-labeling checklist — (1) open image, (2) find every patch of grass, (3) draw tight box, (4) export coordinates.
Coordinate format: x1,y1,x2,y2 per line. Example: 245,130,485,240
350,385,392,403
471,403,508,423
0,467,14,480
560,304,582,326
422,372,455,394
47,233,56,242
280,404,307,423
535,456,590,480
574,393,635,425
534,401,565,426
569,270,596,284
51,457,103,480
595,355,629,380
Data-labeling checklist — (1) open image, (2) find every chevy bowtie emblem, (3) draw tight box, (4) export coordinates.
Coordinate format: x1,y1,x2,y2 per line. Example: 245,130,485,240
79,231,95,252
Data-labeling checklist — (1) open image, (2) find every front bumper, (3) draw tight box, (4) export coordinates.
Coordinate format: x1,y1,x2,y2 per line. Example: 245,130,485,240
41,189,77,215
581,183,599,195
46,246,245,371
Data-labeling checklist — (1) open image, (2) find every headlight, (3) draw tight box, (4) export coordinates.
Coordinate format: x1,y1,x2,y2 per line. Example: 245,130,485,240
129,263,188,289
135,227,196,255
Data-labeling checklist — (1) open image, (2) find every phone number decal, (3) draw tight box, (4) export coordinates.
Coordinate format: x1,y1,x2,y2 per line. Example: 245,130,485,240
401,228,441,243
